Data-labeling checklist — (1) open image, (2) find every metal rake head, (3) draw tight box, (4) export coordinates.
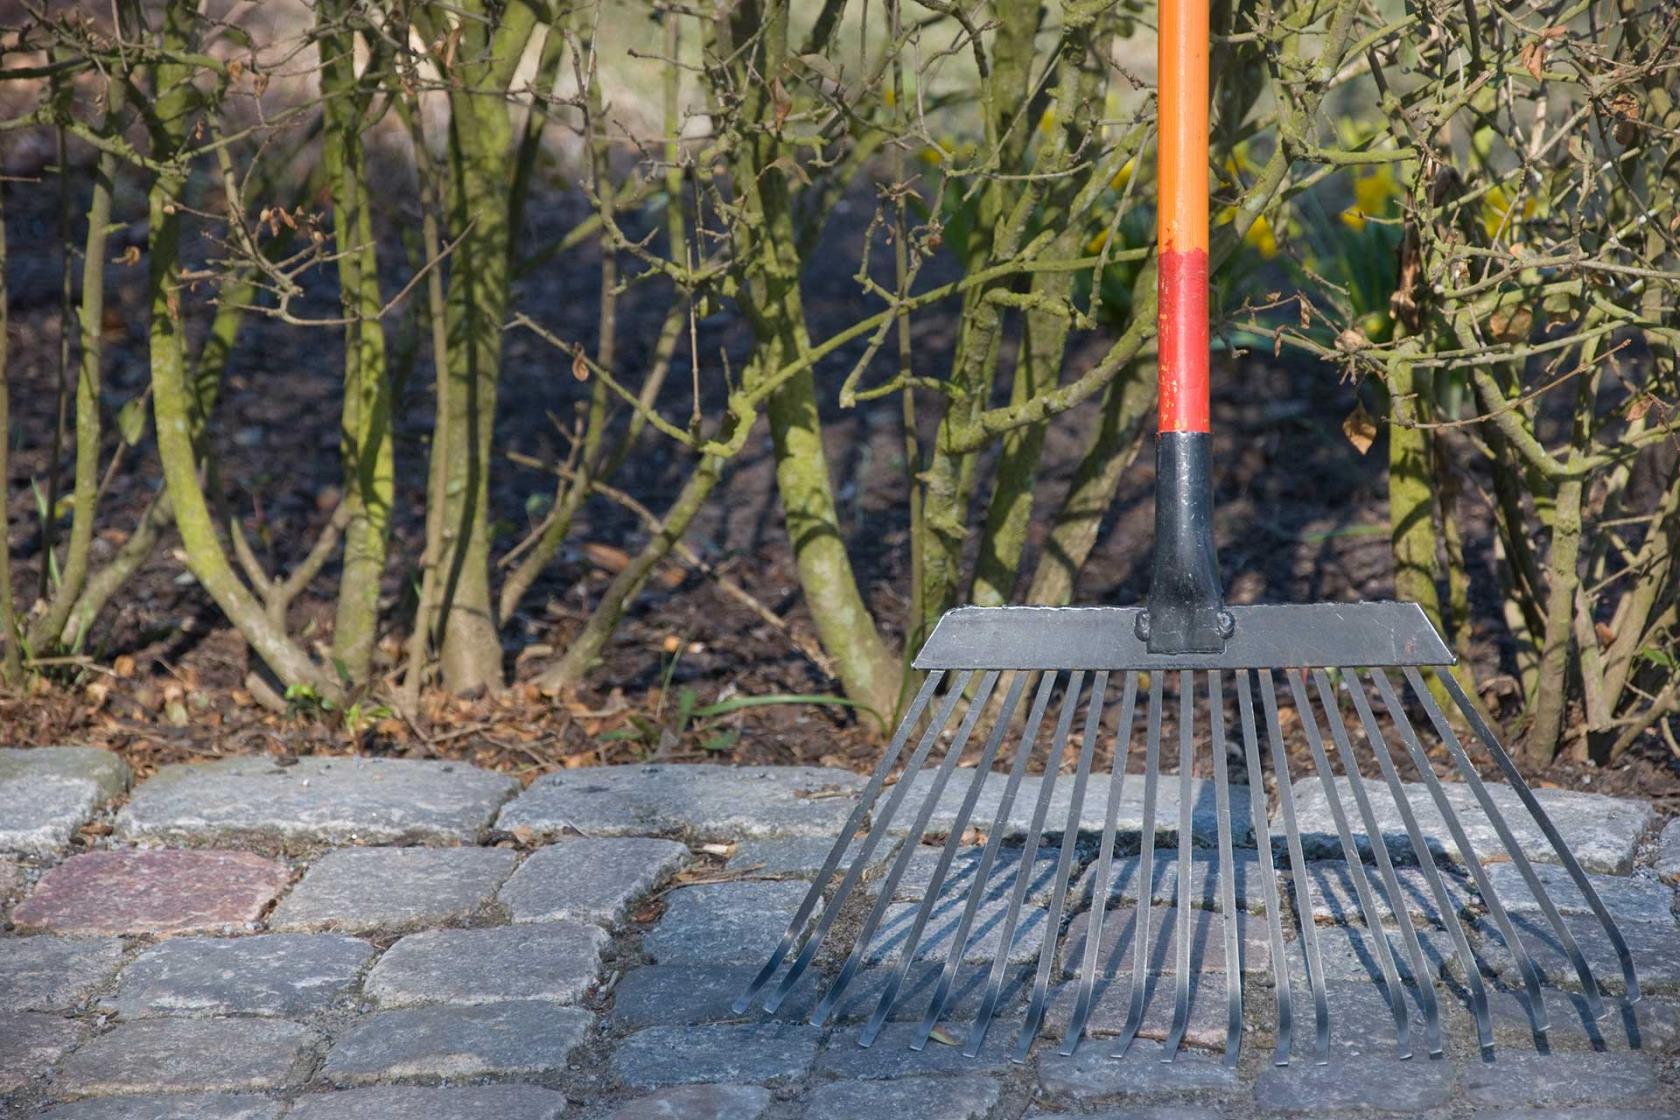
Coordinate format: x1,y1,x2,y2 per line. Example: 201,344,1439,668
733,603,1640,1066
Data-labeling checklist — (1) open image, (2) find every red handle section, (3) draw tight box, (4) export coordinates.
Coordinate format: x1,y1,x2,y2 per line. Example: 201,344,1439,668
1156,0,1210,434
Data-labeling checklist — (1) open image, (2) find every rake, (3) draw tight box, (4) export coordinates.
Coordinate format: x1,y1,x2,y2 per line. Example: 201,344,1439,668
733,0,1639,1066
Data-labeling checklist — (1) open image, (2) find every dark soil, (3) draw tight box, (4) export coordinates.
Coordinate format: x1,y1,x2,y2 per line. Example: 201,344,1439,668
2,149,1676,817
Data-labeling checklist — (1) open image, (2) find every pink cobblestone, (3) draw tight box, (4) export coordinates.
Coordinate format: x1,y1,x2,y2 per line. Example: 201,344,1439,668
12,849,291,936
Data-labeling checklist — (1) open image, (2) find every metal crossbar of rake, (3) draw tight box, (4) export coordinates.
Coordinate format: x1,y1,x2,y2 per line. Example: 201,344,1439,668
732,658,1640,1066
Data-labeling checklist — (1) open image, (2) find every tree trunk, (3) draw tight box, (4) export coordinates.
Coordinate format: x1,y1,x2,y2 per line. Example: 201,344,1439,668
319,0,393,684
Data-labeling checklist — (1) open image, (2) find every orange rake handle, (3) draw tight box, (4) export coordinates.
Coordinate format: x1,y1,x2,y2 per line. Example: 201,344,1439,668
1156,0,1210,434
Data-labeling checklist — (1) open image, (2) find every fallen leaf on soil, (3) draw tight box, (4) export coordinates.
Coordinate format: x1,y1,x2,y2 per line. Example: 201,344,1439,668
585,542,630,573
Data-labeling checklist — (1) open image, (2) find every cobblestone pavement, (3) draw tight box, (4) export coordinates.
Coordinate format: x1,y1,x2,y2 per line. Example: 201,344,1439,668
2,747,1678,1118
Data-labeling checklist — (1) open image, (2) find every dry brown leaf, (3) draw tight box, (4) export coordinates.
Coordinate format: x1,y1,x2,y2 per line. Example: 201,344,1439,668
1520,40,1545,82
1342,403,1377,455
571,350,590,382
584,542,630,573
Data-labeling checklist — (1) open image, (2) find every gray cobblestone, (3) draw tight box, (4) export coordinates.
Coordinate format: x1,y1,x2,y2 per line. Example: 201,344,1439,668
285,1085,569,1119
606,1084,772,1120
365,921,607,1007
0,747,129,856
643,881,807,965
35,1095,284,1120
1025,1110,1227,1120
801,1073,1002,1120
497,764,865,841
609,1023,823,1087
729,836,899,879
892,771,1254,847
894,843,1067,905
56,1017,319,1095
1481,861,1676,924
1252,1054,1455,1113
1657,819,1680,885
499,837,689,925
103,933,373,1018
1291,858,1473,926
815,1021,1016,1077
118,757,516,849
1460,1050,1663,1107
0,935,125,1010
1076,848,1269,915
1472,911,1680,994
1061,905,1271,977
0,1011,82,1092
1036,1039,1240,1098
320,1001,593,1084
268,846,518,934
868,892,1050,965
1288,775,1654,874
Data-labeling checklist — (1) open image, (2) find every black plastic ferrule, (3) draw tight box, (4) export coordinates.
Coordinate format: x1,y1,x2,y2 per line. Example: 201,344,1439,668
1139,431,1232,654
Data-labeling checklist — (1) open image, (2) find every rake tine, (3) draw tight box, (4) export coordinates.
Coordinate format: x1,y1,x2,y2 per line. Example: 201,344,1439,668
1311,669,1442,1058
1288,670,1413,1060
857,671,1029,1046
1111,670,1165,1059
965,671,1088,1058
735,671,947,1014
1438,670,1640,1005
1346,670,1494,1057
1164,671,1197,1062
1208,672,1243,1067
763,671,974,1014
1404,667,1609,1020
1371,668,1550,1037
913,671,1057,1051
1015,671,1110,1063
1260,668,1330,1064
1237,671,1294,1066
813,671,1002,1029
1061,672,1142,1056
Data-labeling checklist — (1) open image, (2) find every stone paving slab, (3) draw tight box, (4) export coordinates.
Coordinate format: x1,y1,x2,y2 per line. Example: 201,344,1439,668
728,836,900,879
103,933,374,1018
642,881,808,965
0,747,129,857
118,757,517,849
814,1021,1019,1077
607,1083,772,1120
364,921,607,1007
1035,1039,1240,1099
0,936,126,1010
1252,1054,1456,1113
1658,819,1680,885
1283,919,1462,985
1039,978,1238,1053
890,771,1254,848
868,893,1051,965
1459,1050,1664,1108
1287,775,1654,874
285,1085,570,1119
0,1011,83,1092
13,850,290,937
892,844,1068,906
499,837,689,925
497,764,865,841
1481,861,1676,924
35,1095,285,1120
1289,858,1474,927
610,1022,824,1087
1471,911,1680,994
267,846,518,934
1476,988,1680,1054
319,1001,593,1084
1076,849,1269,915
1061,905,1272,977
801,1073,1002,1120
1026,1110,1226,1120
56,1017,319,1096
